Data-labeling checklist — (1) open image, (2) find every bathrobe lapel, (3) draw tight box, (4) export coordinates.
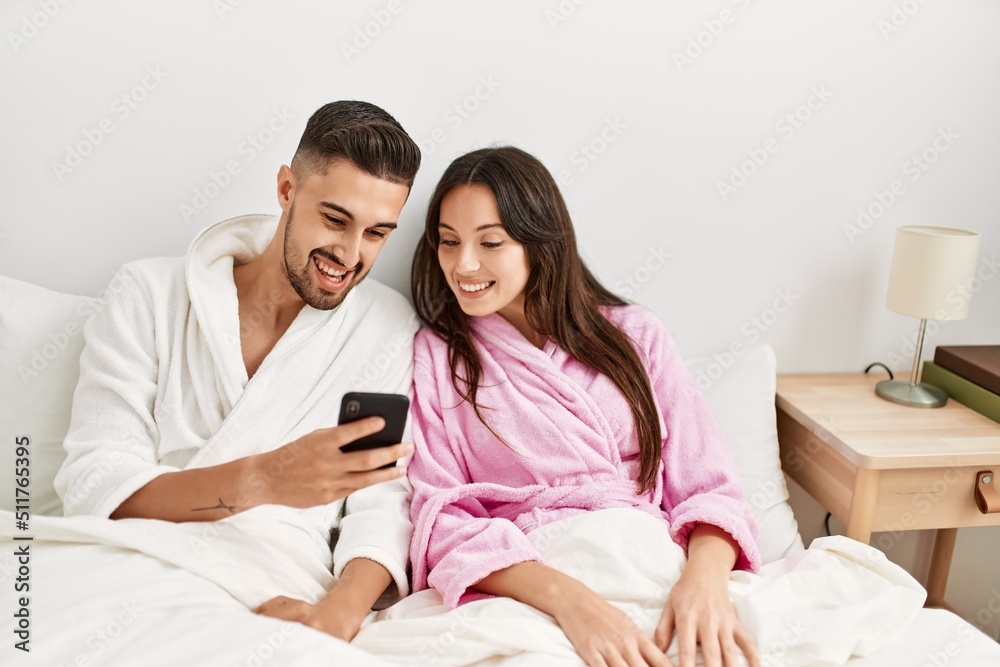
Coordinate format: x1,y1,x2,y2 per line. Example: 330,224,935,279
469,314,623,468
182,216,351,469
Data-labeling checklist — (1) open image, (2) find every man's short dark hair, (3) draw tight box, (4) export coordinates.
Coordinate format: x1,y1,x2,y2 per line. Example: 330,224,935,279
291,100,421,187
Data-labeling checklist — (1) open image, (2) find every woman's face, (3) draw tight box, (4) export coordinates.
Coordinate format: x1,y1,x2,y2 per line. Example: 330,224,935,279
437,184,530,323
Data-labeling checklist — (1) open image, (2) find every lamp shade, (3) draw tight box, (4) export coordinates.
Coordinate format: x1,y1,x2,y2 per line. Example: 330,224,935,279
885,225,980,321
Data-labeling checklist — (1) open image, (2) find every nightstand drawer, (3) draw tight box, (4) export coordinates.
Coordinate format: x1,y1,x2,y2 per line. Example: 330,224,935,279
776,407,1000,533
871,466,1000,532
775,373,1000,609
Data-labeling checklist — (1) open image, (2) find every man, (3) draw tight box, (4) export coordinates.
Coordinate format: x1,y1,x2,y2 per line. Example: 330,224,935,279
54,100,422,641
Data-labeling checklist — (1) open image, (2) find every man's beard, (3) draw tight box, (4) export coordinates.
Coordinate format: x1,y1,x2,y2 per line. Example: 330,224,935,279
283,204,367,310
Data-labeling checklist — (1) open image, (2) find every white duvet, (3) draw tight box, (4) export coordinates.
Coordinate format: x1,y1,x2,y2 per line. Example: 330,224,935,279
353,508,927,666
2,507,998,667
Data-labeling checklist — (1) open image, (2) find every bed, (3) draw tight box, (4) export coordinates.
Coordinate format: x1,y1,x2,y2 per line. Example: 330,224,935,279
2,275,998,666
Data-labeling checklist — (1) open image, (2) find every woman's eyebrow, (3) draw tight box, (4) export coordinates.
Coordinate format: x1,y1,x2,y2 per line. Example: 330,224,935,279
438,222,504,232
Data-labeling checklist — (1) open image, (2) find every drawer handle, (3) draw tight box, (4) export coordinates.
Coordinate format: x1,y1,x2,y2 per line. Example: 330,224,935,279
975,471,999,514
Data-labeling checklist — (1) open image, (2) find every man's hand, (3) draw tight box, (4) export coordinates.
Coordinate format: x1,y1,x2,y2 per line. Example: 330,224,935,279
256,558,394,642
255,596,361,641
111,416,412,522
251,416,413,508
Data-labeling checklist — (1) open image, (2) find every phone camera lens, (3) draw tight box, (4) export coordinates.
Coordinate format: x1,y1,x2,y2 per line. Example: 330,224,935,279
347,400,361,418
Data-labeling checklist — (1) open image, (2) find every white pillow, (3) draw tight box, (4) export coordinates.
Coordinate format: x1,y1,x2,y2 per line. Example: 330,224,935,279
0,275,98,517
686,345,805,563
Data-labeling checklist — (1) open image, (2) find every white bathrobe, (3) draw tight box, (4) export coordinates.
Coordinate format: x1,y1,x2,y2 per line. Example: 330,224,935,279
53,213,418,604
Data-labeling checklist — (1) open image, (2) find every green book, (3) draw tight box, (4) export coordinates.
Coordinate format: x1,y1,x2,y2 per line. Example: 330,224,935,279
922,361,1000,424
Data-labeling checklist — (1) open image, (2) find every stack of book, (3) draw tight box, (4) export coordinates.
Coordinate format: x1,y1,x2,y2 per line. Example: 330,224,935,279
922,345,1000,423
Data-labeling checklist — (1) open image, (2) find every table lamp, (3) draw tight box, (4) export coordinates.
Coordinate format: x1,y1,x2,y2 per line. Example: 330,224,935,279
876,225,981,408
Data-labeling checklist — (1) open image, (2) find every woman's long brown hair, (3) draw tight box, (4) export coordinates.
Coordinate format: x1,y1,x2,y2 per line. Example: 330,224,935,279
411,146,662,493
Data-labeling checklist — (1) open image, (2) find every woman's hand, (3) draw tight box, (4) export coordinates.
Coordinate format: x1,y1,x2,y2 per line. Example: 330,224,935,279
474,561,669,667
653,525,759,667
552,585,671,667
255,595,362,642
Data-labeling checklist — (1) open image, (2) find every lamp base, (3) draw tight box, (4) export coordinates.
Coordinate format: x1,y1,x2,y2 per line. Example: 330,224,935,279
875,379,948,408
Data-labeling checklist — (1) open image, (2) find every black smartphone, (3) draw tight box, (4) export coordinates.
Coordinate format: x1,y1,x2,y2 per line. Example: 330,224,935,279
338,392,410,469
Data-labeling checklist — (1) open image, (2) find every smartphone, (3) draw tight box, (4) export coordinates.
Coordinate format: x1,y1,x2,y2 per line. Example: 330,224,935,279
338,392,410,469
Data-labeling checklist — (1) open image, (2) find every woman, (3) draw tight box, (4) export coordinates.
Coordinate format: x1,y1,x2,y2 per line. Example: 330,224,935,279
408,146,760,667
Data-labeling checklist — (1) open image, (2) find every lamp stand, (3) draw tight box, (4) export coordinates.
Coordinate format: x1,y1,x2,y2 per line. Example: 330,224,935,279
875,318,948,408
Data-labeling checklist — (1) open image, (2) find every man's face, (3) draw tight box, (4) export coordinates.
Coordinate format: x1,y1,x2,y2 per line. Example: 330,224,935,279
281,160,410,310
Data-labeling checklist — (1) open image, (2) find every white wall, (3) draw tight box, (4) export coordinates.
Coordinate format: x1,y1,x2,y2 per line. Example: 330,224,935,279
2,0,998,640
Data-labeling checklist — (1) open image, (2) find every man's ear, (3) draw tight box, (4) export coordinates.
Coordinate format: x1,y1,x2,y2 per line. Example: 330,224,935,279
276,164,296,210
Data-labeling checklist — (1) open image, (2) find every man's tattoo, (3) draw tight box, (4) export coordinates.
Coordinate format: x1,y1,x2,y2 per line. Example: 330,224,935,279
191,497,237,513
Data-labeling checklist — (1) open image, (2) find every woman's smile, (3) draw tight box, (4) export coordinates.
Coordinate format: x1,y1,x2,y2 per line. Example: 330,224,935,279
457,279,497,298
437,184,530,319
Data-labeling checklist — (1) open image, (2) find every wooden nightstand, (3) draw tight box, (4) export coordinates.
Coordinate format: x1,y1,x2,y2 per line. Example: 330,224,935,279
775,373,1000,609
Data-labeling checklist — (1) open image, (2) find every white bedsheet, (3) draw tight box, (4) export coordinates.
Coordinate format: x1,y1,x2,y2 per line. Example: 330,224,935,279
1,508,997,666
352,508,965,666
0,538,384,666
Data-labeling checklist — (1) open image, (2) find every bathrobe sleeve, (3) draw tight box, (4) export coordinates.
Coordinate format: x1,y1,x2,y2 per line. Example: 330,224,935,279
332,318,417,609
55,265,181,518
408,349,543,609
637,311,761,573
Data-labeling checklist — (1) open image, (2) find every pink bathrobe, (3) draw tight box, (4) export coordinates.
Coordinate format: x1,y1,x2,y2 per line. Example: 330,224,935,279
409,305,760,609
